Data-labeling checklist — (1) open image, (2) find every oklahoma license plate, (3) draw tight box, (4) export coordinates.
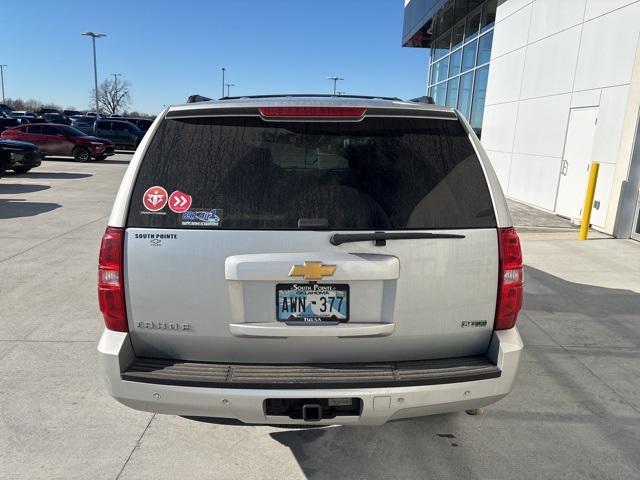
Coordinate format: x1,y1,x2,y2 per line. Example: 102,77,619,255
276,284,349,322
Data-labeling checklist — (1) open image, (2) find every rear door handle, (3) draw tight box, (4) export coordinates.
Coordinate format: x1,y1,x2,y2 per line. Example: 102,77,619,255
561,159,569,176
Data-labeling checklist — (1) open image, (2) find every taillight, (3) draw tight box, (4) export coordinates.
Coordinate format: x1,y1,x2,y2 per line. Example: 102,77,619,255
98,227,128,332
495,227,524,330
258,106,366,119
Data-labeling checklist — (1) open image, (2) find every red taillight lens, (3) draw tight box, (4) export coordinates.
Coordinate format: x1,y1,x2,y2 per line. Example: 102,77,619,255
98,227,128,332
495,227,524,330
258,106,366,119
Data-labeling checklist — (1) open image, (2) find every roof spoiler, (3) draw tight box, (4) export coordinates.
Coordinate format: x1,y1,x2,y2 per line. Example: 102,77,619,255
408,96,435,105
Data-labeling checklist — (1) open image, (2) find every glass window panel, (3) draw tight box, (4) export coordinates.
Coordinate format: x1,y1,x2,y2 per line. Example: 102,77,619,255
453,0,468,24
446,77,460,108
457,71,474,119
477,30,493,65
433,30,451,60
451,20,465,50
439,1,455,32
481,0,497,33
432,82,447,106
462,40,477,72
433,56,450,84
470,66,490,134
468,0,483,11
465,7,481,41
449,48,463,77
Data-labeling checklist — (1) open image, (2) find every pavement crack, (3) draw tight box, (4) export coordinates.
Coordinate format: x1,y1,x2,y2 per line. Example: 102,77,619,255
115,413,156,480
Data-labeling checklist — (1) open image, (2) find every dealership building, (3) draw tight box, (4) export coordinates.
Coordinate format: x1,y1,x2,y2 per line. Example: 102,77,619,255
403,0,640,240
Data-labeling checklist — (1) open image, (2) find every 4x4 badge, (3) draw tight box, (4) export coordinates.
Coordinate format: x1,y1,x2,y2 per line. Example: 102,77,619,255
289,261,336,281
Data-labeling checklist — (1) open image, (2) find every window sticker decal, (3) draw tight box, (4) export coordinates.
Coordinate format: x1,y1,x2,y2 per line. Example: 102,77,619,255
181,208,223,227
168,190,192,213
143,186,168,212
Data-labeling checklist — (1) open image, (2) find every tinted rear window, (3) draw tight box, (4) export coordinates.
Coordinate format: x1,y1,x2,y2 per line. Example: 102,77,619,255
127,116,496,230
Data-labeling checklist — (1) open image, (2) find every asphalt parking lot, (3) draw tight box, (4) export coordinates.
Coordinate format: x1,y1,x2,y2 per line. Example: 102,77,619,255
1,155,640,480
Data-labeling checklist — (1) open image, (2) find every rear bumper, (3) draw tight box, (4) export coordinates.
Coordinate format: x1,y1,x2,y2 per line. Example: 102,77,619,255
98,328,523,425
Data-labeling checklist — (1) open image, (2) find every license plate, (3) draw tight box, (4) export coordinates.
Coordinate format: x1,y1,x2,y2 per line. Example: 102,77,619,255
276,284,349,323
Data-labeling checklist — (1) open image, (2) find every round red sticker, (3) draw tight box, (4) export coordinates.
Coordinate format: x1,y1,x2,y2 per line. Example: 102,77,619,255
143,186,168,212
168,190,192,213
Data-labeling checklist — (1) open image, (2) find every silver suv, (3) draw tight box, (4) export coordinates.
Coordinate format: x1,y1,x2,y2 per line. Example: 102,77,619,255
98,95,524,425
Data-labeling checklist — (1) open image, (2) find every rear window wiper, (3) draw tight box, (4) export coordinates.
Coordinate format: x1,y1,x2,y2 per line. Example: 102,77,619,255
330,231,465,246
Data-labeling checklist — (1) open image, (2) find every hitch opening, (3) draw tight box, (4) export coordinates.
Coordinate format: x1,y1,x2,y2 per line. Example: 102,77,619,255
302,404,322,421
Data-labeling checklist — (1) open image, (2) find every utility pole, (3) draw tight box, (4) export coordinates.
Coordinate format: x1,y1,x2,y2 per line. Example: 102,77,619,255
225,83,235,97
327,76,344,95
111,73,121,115
81,32,106,115
0,65,6,103
221,67,226,98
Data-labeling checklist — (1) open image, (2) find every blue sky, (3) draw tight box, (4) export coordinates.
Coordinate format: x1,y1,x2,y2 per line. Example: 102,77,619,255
0,0,428,114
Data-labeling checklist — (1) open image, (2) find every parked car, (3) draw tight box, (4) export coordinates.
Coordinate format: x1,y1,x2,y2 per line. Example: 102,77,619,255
0,103,12,115
42,113,72,125
1,123,114,161
97,95,524,425
0,118,21,133
0,138,43,175
123,117,153,132
39,107,60,115
73,119,144,150
9,111,38,118
70,116,95,127
11,117,38,124
62,109,83,117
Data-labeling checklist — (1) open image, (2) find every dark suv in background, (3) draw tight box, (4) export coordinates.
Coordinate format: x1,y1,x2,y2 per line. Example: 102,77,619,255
72,119,144,150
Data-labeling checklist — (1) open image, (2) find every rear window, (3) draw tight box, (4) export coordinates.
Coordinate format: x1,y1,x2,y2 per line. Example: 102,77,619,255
127,116,496,230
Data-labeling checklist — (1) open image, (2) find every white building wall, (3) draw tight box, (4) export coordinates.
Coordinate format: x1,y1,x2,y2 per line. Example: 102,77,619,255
481,0,640,232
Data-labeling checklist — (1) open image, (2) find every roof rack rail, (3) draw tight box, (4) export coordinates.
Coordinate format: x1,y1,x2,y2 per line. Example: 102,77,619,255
187,94,213,103
218,94,402,101
409,96,435,105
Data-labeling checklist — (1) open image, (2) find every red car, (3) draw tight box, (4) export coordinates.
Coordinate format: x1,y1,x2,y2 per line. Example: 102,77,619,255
0,123,115,161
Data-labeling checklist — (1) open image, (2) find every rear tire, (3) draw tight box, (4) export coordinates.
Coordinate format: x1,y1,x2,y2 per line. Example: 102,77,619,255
73,146,91,162
12,166,31,174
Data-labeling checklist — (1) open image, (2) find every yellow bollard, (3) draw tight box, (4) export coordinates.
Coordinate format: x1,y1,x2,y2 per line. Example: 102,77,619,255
579,162,600,240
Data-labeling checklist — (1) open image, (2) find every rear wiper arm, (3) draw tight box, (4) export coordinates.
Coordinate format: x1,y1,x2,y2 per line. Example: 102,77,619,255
330,231,465,246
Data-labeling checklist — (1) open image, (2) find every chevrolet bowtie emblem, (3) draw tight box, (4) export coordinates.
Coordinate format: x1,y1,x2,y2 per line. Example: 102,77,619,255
288,261,336,281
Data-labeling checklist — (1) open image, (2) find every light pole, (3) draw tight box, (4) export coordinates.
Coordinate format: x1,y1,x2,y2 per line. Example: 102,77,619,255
81,32,106,115
327,76,344,95
221,67,226,98
225,83,235,97
111,73,121,115
0,65,6,103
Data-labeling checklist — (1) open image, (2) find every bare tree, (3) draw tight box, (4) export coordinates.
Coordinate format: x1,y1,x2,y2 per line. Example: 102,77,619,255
5,98,62,112
90,77,131,115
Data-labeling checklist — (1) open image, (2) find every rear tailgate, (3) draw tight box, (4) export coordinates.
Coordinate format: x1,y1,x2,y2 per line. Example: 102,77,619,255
123,109,499,364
